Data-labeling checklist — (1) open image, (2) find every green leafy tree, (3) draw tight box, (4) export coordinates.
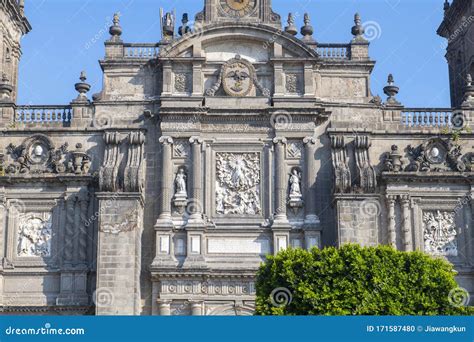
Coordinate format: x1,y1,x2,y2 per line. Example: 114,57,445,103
255,244,472,315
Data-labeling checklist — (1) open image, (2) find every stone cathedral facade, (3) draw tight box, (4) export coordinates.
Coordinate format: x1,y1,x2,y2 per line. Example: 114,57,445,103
0,0,473,315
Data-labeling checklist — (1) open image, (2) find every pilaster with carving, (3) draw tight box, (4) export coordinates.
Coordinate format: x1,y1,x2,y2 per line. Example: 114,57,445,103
354,135,376,193
99,132,121,192
123,131,146,193
330,136,351,194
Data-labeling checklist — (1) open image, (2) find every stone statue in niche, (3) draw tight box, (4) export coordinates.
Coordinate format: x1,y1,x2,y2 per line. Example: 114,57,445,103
288,168,303,213
216,153,261,215
175,168,187,195
17,215,52,257
173,167,188,213
423,210,458,257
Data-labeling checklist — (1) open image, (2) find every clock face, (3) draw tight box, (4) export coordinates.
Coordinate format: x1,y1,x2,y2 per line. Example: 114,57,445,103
220,0,257,18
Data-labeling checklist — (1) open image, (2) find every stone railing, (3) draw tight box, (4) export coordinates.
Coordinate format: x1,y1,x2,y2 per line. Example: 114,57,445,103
15,105,73,124
317,44,350,60
123,43,161,59
401,108,453,128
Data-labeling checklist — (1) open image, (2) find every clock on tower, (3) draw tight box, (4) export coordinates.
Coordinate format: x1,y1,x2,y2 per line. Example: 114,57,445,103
219,0,257,18
197,0,281,28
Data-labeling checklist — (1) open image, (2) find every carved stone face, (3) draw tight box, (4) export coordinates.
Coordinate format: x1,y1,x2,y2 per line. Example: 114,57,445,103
222,58,254,97
33,145,44,157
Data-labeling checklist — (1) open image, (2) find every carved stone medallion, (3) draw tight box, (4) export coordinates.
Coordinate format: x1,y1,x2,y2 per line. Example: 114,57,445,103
17,214,52,257
222,56,255,97
216,152,261,215
423,210,458,257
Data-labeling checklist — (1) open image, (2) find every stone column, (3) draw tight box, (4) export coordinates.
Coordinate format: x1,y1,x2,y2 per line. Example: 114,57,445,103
184,137,206,267
386,195,397,248
273,137,289,225
154,136,176,268
190,300,203,316
400,195,412,251
188,137,204,224
156,136,174,227
272,137,290,254
303,137,320,227
157,299,172,316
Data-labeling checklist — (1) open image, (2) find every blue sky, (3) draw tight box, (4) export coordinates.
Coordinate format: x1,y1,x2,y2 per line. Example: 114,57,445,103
19,0,450,107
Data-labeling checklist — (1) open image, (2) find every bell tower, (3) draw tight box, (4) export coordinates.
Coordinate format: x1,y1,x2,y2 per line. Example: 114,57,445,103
196,0,281,28
0,0,31,103
438,0,474,108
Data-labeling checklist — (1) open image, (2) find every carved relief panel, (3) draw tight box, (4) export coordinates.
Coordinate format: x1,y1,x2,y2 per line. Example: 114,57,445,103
423,210,458,257
5,196,62,267
17,213,52,258
215,152,261,216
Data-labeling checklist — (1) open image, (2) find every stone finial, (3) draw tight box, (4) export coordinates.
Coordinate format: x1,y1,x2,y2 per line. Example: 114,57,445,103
178,13,191,36
351,13,366,40
19,0,25,15
285,13,297,36
300,13,315,42
162,10,175,40
444,0,450,12
383,74,400,105
0,73,13,102
74,71,91,102
463,73,474,104
109,12,122,41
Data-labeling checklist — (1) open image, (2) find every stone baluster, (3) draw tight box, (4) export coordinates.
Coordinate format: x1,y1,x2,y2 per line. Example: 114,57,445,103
303,137,320,227
157,136,174,227
400,195,412,251
386,195,397,248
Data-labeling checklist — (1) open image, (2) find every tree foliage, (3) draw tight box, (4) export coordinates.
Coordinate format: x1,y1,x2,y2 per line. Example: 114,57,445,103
255,244,472,315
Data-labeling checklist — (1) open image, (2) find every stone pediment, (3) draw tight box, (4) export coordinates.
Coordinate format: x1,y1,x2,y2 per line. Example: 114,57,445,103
159,22,318,61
